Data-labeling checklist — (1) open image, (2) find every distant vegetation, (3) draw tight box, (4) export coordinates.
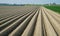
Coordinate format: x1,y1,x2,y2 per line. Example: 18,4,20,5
0,3,41,6
0,3,25,6
44,5,60,13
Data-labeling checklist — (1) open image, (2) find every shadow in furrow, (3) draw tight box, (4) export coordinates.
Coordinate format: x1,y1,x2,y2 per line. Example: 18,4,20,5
0,12,29,31
0,12,32,36
0,9,38,36
43,9,58,36
41,9,47,36
10,11,36,36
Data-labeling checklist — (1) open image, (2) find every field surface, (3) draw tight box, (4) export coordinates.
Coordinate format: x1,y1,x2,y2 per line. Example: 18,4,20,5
0,6,60,36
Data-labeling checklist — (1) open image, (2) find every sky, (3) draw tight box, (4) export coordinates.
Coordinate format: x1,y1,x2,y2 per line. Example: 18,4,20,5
0,0,60,4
